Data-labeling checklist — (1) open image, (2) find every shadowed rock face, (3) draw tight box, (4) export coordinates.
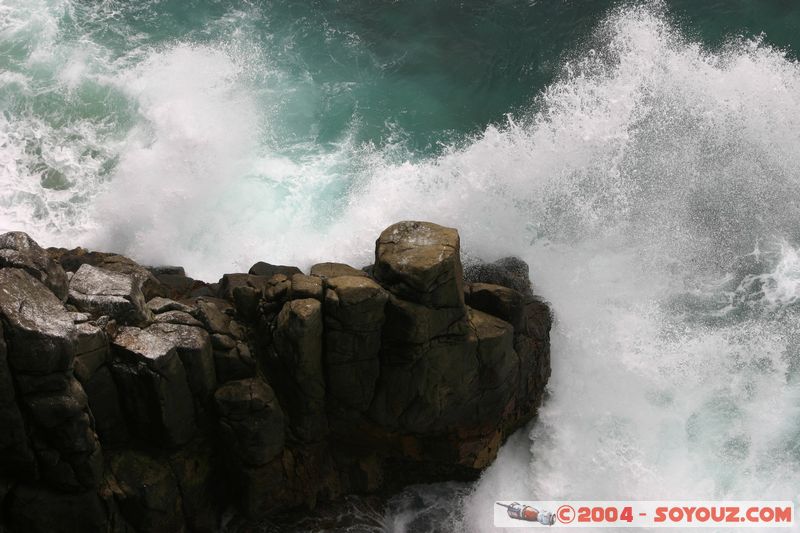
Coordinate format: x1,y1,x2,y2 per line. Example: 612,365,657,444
0,221,551,531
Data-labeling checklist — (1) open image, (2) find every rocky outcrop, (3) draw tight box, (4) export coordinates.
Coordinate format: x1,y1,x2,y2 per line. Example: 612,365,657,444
0,221,551,532
69,264,153,326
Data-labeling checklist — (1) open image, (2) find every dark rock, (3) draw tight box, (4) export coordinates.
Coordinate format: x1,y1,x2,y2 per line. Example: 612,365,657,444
213,343,256,384
464,256,533,296
380,295,469,348
68,264,153,326
110,327,196,447
83,365,128,447
107,449,185,533
193,298,231,335
263,275,291,304
373,221,465,309
0,232,68,300
214,378,285,466
155,273,205,300
7,484,111,533
0,268,75,375
24,376,103,490
13,371,72,396
146,297,195,315
188,284,215,298
273,299,327,441
370,308,516,437
309,262,367,279
211,333,236,351
148,266,185,277
0,321,36,477
465,282,526,330
217,273,270,300
0,221,552,527
248,262,302,278
168,440,218,533
323,276,388,411
217,274,271,320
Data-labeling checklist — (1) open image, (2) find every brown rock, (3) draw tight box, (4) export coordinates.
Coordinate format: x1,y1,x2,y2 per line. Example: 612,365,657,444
309,262,367,279
373,221,465,309
323,276,388,411
290,274,323,301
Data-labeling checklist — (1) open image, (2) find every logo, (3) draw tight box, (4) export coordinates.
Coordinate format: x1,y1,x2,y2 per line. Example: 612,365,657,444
494,501,794,528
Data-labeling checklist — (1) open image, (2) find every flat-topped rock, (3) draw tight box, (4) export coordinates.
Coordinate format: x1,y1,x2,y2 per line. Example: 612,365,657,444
68,264,152,326
373,221,465,309
111,326,176,369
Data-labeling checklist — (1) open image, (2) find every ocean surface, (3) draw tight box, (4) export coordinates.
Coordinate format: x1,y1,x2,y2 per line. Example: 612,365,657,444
3,0,800,531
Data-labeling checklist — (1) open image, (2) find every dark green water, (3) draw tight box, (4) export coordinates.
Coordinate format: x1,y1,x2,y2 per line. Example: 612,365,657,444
17,0,800,151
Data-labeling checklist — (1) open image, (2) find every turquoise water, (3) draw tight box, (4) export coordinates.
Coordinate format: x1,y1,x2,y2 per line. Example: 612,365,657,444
4,2,800,531
3,0,800,272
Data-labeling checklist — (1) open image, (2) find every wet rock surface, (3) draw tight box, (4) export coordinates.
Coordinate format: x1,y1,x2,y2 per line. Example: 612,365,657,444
0,221,551,531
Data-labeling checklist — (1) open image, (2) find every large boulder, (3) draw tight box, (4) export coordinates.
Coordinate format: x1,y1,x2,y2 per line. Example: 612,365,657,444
273,299,327,441
0,232,68,300
214,378,285,467
110,327,196,447
68,264,153,326
323,276,388,411
0,268,75,375
51,247,166,300
373,221,465,309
